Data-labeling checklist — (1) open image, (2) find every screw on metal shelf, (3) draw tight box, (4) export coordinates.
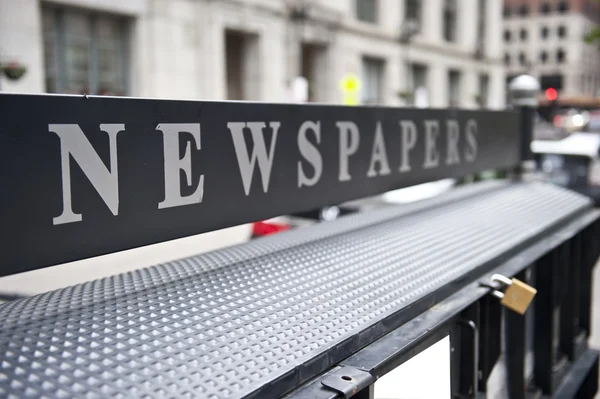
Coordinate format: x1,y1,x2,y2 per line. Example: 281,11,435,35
321,366,375,398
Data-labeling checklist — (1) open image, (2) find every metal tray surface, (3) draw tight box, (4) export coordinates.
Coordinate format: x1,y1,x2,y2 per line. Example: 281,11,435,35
0,182,591,399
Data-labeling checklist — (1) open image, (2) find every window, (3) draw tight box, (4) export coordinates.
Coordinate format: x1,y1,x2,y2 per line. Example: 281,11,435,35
42,6,129,95
519,52,527,65
505,74,517,102
541,74,563,91
519,4,529,16
504,30,512,42
410,63,427,91
540,51,548,63
558,25,566,38
225,30,260,100
540,2,551,14
478,74,489,108
541,26,549,39
584,0,596,16
443,0,458,42
503,6,511,17
361,56,384,105
300,43,328,102
356,0,377,23
448,69,461,107
520,28,528,40
405,0,421,23
557,48,566,63
558,1,569,13
407,63,428,106
505,53,511,66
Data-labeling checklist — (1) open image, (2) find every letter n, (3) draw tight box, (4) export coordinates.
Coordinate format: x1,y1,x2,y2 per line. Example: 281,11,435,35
49,124,124,225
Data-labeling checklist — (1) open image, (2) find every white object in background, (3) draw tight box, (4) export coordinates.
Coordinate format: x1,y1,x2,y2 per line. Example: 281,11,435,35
374,336,451,399
382,179,456,204
531,132,600,158
414,86,429,108
292,76,309,103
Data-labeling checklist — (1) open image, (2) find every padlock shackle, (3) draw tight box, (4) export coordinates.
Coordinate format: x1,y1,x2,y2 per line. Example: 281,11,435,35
491,273,512,287
491,290,504,300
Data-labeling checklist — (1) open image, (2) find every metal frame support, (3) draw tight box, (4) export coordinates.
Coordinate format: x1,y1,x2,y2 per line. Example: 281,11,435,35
519,106,536,164
450,303,480,398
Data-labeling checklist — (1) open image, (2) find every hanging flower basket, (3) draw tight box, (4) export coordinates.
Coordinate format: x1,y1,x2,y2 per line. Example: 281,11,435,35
397,90,414,101
2,61,27,81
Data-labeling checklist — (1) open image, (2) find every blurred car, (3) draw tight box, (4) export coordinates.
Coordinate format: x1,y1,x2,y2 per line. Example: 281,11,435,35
534,112,569,141
582,109,600,133
552,109,592,133
251,179,457,238
531,129,600,206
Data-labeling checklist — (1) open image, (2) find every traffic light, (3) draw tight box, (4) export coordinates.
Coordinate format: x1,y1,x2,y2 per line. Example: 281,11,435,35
545,87,558,101
544,87,560,121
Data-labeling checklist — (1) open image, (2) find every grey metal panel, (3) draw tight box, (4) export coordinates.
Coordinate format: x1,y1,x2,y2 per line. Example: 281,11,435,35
0,182,592,399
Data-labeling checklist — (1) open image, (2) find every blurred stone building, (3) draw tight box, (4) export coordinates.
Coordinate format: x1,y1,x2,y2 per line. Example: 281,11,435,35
503,0,600,102
0,0,505,108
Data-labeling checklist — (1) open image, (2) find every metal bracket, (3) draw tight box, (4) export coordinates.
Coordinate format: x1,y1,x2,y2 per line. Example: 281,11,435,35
321,366,375,398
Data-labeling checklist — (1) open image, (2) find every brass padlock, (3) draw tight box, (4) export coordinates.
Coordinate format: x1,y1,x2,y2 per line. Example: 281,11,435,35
490,274,537,315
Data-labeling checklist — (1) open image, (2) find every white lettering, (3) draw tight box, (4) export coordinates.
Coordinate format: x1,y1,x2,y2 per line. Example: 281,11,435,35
366,122,391,177
465,119,478,162
297,121,323,188
50,123,124,225
423,120,440,169
336,121,360,182
156,123,204,209
446,119,461,166
228,121,280,195
399,120,417,172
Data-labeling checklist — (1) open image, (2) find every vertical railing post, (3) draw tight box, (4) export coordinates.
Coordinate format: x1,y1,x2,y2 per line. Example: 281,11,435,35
477,295,502,394
534,251,558,395
580,228,594,337
505,269,528,399
560,240,577,360
451,303,480,398
353,385,375,399
580,220,600,341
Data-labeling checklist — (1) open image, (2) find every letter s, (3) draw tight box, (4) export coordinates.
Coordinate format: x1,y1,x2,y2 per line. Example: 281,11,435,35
297,121,323,187
465,119,478,162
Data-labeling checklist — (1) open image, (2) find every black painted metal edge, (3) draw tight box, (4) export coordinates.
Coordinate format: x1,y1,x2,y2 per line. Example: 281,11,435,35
250,200,597,399
281,208,600,399
553,349,600,398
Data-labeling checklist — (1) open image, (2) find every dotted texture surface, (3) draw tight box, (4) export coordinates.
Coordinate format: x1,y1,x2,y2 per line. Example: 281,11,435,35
0,182,591,399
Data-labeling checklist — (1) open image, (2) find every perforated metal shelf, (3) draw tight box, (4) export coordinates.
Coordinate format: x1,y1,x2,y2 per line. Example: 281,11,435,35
0,181,592,399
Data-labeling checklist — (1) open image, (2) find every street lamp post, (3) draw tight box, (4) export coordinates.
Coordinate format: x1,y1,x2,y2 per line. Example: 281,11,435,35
509,74,541,174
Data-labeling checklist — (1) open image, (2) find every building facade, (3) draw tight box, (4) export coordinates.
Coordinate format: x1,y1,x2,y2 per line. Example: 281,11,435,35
0,0,505,109
503,0,600,100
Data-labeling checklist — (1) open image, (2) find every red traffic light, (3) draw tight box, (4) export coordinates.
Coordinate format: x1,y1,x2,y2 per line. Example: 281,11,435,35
545,88,558,101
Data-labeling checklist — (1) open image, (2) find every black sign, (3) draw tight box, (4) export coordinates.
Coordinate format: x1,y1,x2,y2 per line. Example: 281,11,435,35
0,94,520,275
